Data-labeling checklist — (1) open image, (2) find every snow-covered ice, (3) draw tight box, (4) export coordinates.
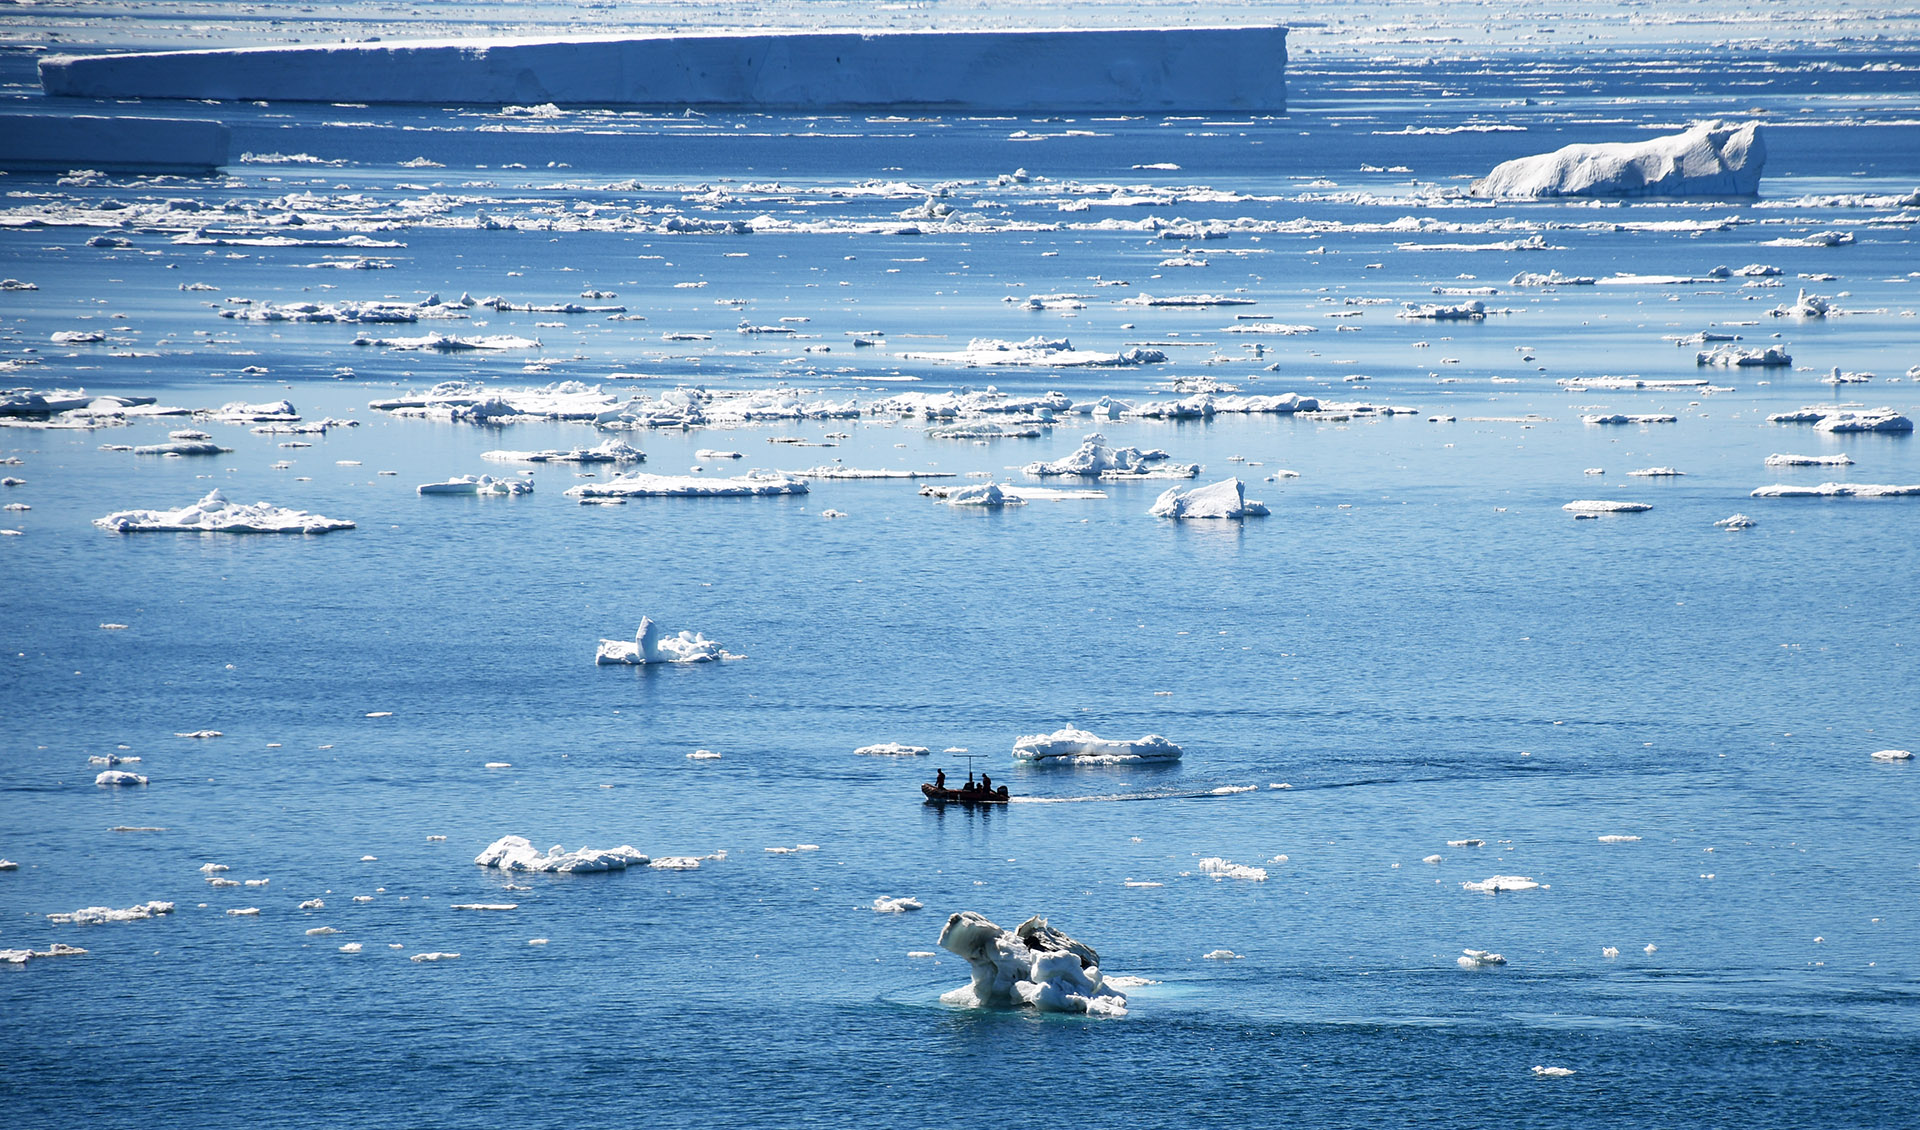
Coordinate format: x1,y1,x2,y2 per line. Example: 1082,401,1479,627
94,490,354,534
1012,727,1183,764
1749,482,1920,499
482,440,645,465
1024,433,1197,479
1870,749,1913,762
417,474,535,496
873,896,923,913
1149,478,1269,519
1766,453,1853,467
1462,876,1541,893
595,616,728,664
1470,120,1764,199
475,835,650,873
1458,949,1507,967
566,471,807,499
1562,500,1653,513
94,770,148,786
937,912,1127,1017
854,743,931,757
1197,858,1268,881
47,900,174,924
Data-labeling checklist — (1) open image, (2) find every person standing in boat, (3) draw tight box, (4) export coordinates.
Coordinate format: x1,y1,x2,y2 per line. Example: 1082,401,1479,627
980,772,991,793
935,769,946,791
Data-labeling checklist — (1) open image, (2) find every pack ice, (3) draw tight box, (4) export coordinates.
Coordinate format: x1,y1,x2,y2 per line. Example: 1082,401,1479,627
595,616,727,664
1150,478,1269,519
1013,727,1184,764
937,912,1128,1017
1470,121,1764,199
566,471,807,500
475,835,650,873
94,490,355,534
1023,433,1197,479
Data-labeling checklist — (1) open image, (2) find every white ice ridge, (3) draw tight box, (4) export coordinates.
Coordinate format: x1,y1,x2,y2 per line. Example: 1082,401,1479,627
417,474,534,496
94,489,354,534
937,912,1127,1017
1469,120,1765,199
595,616,728,665
565,471,807,500
481,440,645,464
854,743,931,757
1562,500,1653,513
1023,433,1197,479
47,900,175,924
1150,478,1270,520
901,337,1167,368
1012,727,1184,765
41,28,1289,113
1749,482,1920,499
475,835,650,873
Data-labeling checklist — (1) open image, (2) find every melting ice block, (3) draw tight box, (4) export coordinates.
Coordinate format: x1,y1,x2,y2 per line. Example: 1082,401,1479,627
474,835,650,873
1150,478,1269,519
417,474,534,496
94,489,354,534
595,616,728,664
1470,120,1764,199
1562,500,1653,513
937,912,1127,1017
1013,727,1183,765
1024,433,1197,479
565,471,807,499
47,901,174,924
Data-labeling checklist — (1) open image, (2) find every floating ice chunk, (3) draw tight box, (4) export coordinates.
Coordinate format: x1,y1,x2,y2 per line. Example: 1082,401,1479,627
339,942,363,953
1510,271,1595,287
48,901,173,924
94,769,148,786
417,474,534,496
1645,944,1658,954
1202,949,1242,961
1423,855,1443,864
306,926,337,936
1697,344,1791,368
207,877,239,888
1749,482,1920,499
1597,835,1642,843
1766,453,1853,467
1,943,88,964
1197,858,1267,882
1121,293,1255,307
481,440,645,465
355,332,540,352
901,336,1165,368
926,482,1023,508
1447,838,1485,847
100,439,232,457
51,330,107,345
1025,433,1196,479
686,750,720,760
1582,413,1677,426
0,859,18,870
1771,289,1831,319
1150,478,1269,520
566,470,806,499
1814,410,1912,434
176,730,222,739
873,896,923,913
1470,120,1764,198
1532,1066,1576,1078
1458,949,1507,967
451,903,519,911
595,616,727,665
1627,467,1683,478
300,898,324,909
244,878,269,887
206,399,299,424
648,856,705,871
1563,500,1652,513
1398,300,1488,321
789,466,955,481
94,489,353,534
1602,946,1620,958
1013,727,1183,765
227,907,260,916
1870,749,1913,762
854,742,930,757
475,834,650,873
1716,512,1757,529
938,912,1126,1016
1463,875,1540,893
411,952,460,962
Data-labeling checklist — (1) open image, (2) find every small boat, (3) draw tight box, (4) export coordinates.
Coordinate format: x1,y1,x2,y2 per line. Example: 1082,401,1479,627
922,781,1009,805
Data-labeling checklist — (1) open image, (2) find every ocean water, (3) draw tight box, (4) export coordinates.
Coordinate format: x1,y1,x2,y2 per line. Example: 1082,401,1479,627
4,32,1920,1130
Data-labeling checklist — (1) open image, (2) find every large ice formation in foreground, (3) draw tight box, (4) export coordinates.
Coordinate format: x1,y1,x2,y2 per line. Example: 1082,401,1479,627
1150,478,1269,519
1469,121,1765,199
41,27,1288,112
94,490,355,534
1013,727,1184,764
475,835,650,873
595,616,728,664
937,912,1128,1016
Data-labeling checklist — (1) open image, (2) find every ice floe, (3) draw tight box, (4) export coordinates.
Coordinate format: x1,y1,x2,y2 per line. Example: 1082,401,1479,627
1470,120,1764,199
417,474,535,497
1749,482,1920,499
410,952,459,962
371,380,621,423
354,332,540,352
1202,949,1242,961
1715,513,1758,529
475,835,650,873
47,900,174,924
1697,344,1791,368
855,743,930,757
900,336,1166,368
1012,727,1183,764
1626,467,1683,477
1462,876,1541,893
482,440,645,465
1771,289,1832,319
938,912,1126,1017
1457,949,1507,968
1149,478,1269,519
1768,408,1913,434
1765,453,1854,467
94,490,354,534
1532,1066,1577,1078
566,471,807,500
1023,433,1197,479
1870,749,1913,762
1563,500,1653,513
1582,413,1677,426
1197,858,1268,881
873,896,923,913
94,770,148,786
1,943,87,965
923,482,1023,507
594,616,729,664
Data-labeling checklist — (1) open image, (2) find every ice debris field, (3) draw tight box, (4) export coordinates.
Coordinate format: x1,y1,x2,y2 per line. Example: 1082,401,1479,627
4,3,1920,1129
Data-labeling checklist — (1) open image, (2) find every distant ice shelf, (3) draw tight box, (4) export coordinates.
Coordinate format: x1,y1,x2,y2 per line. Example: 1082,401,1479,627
40,26,1289,112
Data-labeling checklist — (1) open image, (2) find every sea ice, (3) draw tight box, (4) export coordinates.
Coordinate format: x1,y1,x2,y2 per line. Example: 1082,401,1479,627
1197,858,1268,881
1627,467,1683,478
1748,482,1920,499
937,912,1126,1017
410,952,459,962
1771,289,1831,319
1697,345,1791,368
1149,478,1270,519
873,897,923,913
1715,514,1757,529
1458,949,1507,967
595,616,727,665
94,770,147,786
1023,433,1197,479
565,471,807,499
1582,414,1677,426
1202,949,1242,961
0,943,88,965
94,490,354,534
1765,453,1853,467
1012,727,1184,765
1562,500,1653,513
417,474,534,497
1462,876,1541,893
481,440,645,464
1870,749,1913,762
47,900,174,924
901,336,1166,368
1532,1066,1577,1078
854,743,931,757
1470,120,1764,199
475,835,650,873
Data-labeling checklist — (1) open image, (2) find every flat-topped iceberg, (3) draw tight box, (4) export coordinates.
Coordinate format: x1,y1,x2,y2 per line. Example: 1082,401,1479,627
1470,120,1765,199
475,835,650,873
1150,478,1269,519
596,616,729,664
938,912,1127,1017
95,490,354,534
1024,433,1197,479
417,474,534,496
1013,727,1184,764
371,380,623,422
1766,453,1853,467
1749,482,1920,499
566,471,807,500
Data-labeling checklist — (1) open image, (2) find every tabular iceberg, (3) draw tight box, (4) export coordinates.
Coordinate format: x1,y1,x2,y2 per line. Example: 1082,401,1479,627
1013,727,1184,765
41,27,1288,112
937,912,1128,1017
1470,121,1765,199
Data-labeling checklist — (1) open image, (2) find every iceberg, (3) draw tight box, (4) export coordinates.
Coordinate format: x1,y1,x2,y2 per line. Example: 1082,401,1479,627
1771,289,1831,319
1715,513,1758,529
1749,482,1920,499
94,490,354,534
1697,344,1791,368
416,474,535,496
1024,433,1197,479
1469,121,1765,199
925,482,1024,508
42,28,1289,113
1563,500,1653,513
47,900,174,924
474,835,650,873
94,769,148,786
1149,478,1269,519
854,743,931,757
1012,727,1184,765
595,616,727,665
565,471,807,500
937,912,1127,1017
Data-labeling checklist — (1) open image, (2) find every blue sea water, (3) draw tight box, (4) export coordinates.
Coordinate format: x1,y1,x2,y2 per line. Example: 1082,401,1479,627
3,40,1920,1130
